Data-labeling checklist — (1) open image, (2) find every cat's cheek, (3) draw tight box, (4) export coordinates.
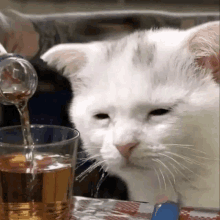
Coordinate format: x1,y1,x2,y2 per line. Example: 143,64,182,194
142,121,177,144
93,119,110,128
88,129,106,148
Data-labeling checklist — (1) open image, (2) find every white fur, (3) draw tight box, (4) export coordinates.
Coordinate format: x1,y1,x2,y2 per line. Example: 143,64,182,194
42,21,220,209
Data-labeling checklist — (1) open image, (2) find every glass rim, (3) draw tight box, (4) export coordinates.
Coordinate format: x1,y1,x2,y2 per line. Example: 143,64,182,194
0,124,80,148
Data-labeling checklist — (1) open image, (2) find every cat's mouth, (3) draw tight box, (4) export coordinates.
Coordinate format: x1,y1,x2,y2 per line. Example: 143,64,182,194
122,156,160,170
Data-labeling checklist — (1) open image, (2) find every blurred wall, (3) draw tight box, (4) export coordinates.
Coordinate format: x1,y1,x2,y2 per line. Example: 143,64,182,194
1,0,219,15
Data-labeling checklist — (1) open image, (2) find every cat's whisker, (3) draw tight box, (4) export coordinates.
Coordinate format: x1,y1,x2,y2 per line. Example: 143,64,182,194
165,151,215,168
76,165,93,181
99,166,103,172
164,170,176,194
164,144,208,155
168,162,195,186
75,160,92,171
94,170,109,198
153,157,176,185
153,159,176,194
78,153,99,162
75,159,90,170
162,152,205,167
75,164,85,171
104,165,109,173
165,152,207,182
160,155,201,186
168,162,179,174
86,154,101,161
158,167,166,191
164,144,194,147
76,160,104,182
99,163,108,173
159,153,185,170
152,166,162,193
77,172,89,182
190,154,219,161
75,154,100,170
76,158,88,164
165,151,201,165
77,163,103,182
180,158,205,166
86,160,105,174
77,156,96,164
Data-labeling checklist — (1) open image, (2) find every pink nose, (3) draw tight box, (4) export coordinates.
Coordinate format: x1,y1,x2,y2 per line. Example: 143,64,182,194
116,142,139,159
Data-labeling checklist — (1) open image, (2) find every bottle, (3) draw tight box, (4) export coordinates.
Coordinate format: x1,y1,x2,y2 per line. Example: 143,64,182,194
0,53,38,105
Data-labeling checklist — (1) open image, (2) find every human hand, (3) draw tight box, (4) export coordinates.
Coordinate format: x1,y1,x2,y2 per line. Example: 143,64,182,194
0,9,39,60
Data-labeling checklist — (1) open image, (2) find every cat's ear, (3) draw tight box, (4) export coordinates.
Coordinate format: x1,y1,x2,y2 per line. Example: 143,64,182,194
187,21,219,83
41,44,88,77
41,43,98,94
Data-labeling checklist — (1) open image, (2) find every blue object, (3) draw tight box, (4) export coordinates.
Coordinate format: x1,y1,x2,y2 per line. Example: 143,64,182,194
151,201,180,220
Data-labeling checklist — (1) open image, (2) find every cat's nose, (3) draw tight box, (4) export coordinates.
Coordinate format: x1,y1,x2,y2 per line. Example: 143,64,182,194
115,142,139,159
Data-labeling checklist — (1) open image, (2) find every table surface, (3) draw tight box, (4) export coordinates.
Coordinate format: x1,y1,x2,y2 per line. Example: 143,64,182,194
71,196,220,220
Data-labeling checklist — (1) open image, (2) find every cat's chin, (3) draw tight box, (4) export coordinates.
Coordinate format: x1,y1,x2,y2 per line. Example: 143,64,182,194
120,163,152,172
106,158,153,175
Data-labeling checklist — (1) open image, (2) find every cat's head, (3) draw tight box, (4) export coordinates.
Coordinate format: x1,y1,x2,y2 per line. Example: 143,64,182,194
41,21,219,177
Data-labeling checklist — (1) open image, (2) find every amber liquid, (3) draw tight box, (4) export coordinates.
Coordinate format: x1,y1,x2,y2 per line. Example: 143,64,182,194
3,91,33,146
0,90,74,219
0,153,74,220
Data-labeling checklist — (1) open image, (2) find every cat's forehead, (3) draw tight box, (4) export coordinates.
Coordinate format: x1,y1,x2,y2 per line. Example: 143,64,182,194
103,29,188,65
82,29,210,107
87,59,189,108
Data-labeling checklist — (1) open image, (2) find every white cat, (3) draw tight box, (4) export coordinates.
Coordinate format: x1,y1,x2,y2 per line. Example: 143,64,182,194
41,21,219,209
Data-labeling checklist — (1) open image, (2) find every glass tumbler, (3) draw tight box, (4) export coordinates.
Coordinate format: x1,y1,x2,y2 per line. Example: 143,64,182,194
0,125,79,220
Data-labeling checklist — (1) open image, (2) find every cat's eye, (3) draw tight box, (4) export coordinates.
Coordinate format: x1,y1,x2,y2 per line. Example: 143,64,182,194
94,113,110,120
149,108,171,117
